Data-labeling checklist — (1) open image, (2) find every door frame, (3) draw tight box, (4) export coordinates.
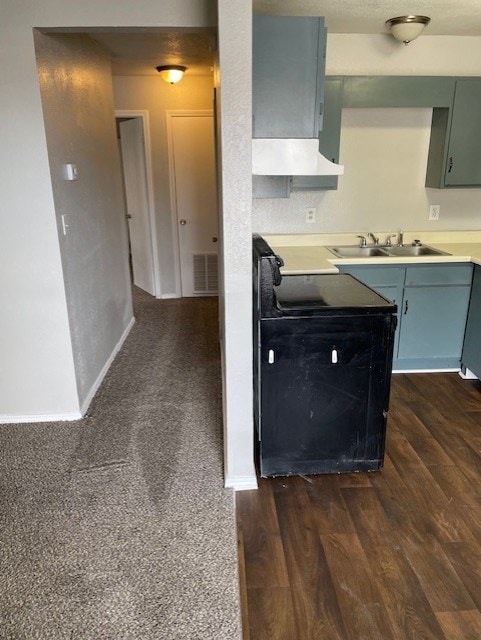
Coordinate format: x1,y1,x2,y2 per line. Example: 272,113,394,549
115,109,161,297
165,110,214,298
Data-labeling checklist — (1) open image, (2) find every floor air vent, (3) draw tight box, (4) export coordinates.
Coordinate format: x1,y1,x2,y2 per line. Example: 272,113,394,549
193,253,218,294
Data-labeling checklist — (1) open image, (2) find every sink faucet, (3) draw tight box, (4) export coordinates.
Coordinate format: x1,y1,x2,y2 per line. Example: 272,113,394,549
357,235,367,247
368,232,379,245
385,234,396,247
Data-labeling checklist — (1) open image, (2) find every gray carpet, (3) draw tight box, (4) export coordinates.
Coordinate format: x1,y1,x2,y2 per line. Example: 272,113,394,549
0,289,241,639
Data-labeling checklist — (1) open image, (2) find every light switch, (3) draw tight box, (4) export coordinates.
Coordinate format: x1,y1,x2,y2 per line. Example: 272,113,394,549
65,163,78,181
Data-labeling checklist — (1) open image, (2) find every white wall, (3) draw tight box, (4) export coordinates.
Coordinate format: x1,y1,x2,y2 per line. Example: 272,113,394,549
0,1,215,422
217,0,257,489
112,75,214,297
252,34,481,236
34,31,134,409
0,23,80,421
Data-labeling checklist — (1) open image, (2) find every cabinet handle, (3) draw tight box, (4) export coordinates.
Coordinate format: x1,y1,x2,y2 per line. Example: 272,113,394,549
404,299,409,315
448,156,454,173
268,349,275,364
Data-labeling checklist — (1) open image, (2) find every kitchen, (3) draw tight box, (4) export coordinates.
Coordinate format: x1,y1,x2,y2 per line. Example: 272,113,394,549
241,9,481,639
250,13,481,455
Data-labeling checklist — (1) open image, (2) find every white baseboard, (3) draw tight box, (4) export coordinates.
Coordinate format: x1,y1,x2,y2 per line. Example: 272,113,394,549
0,411,82,424
459,367,478,380
0,317,135,426
80,316,135,416
393,368,459,374
159,293,179,299
225,475,258,491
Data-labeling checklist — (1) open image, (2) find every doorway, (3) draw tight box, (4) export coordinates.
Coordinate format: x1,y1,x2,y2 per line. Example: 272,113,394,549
166,111,218,297
116,111,159,297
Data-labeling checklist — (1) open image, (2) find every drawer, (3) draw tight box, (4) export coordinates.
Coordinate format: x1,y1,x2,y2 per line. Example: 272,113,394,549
340,265,404,288
405,264,473,286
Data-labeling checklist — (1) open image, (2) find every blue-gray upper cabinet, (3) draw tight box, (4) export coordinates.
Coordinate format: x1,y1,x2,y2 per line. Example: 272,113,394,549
252,16,326,139
342,76,455,108
426,79,481,188
291,77,343,191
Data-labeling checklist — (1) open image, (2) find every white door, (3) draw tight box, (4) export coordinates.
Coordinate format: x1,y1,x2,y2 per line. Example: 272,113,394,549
118,117,155,295
170,114,218,297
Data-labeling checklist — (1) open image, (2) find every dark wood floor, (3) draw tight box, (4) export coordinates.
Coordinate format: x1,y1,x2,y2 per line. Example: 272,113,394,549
236,373,481,640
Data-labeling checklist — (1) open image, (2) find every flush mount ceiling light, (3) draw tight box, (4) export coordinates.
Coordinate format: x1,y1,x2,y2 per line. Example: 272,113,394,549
386,15,431,44
156,65,187,84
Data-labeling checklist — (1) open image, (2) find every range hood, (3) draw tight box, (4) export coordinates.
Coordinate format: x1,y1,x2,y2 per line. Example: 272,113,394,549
252,138,344,176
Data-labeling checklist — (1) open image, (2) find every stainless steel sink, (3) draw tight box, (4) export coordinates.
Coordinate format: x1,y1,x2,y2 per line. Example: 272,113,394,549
328,244,451,259
328,246,390,258
384,245,451,257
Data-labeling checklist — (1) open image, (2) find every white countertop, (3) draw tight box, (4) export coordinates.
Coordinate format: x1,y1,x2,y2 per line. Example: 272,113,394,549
263,232,481,274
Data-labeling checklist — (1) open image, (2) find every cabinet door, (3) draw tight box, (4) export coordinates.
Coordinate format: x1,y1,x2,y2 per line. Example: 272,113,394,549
291,77,343,191
259,315,393,477
398,285,471,363
445,79,481,186
253,16,326,139
370,285,401,359
462,264,481,377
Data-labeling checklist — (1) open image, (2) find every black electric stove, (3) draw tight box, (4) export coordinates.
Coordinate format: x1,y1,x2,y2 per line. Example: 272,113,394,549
253,234,397,477
276,273,396,314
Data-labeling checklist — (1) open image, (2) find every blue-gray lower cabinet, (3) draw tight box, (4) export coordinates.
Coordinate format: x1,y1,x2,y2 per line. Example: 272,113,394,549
337,265,404,360
338,263,473,370
461,263,481,377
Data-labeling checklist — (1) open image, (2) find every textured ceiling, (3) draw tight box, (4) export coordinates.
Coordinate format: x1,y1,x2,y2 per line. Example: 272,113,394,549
90,2,481,77
90,30,216,77
254,0,481,36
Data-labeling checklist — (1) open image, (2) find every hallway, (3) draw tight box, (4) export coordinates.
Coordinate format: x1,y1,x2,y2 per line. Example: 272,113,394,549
0,290,240,639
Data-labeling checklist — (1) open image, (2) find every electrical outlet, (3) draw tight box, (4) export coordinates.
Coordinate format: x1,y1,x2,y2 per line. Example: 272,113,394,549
429,204,440,221
306,207,316,223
